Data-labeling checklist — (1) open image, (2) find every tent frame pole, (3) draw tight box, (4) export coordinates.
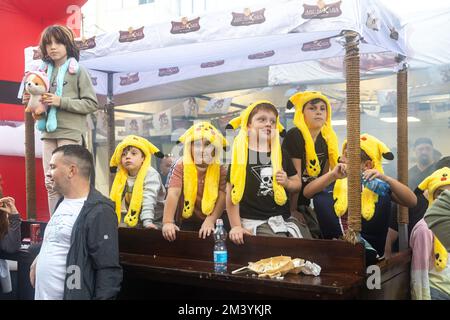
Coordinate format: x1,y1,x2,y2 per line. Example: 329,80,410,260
344,31,361,241
106,72,115,190
397,64,409,251
25,112,36,220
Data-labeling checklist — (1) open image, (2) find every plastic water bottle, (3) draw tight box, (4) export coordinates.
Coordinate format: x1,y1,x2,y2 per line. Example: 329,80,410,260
361,175,390,196
213,219,228,273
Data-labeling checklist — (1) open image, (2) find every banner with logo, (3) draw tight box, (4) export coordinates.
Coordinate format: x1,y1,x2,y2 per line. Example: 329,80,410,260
23,0,406,97
204,97,232,114
151,109,172,136
183,97,199,118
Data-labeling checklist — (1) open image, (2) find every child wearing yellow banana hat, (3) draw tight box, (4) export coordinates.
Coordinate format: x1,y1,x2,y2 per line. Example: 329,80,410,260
303,133,416,257
424,157,450,252
162,122,228,242
282,91,339,239
110,135,165,228
410,165,450,300
226,101,311,245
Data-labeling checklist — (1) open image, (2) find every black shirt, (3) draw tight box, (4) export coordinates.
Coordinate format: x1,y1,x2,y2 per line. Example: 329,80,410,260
281,127,329,206
408,164,435,190
389,187,428,251
227,148,297,220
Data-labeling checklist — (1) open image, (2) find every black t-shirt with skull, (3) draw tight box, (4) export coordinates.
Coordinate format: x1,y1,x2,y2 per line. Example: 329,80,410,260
227,148,297,220
282,128,329,207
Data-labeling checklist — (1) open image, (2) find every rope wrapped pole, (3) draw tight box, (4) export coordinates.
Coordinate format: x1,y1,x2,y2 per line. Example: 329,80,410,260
344,31,361,242
25,112,36,220
106,72,116,189
397,63,409,250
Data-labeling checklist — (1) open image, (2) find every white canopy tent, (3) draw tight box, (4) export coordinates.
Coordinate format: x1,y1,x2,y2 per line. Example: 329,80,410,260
24,0,406,104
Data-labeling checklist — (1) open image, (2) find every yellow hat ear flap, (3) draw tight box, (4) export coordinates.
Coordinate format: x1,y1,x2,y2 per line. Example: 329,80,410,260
418,175,432,192
220,135,229,151
277,121,286,137
226,116,241,130
154,151,164,158
178,126,195,144
418,175,434,204
434,237,448,271
286,99,295,110
382,152,394,161
110,143,121,168
376,139,393,159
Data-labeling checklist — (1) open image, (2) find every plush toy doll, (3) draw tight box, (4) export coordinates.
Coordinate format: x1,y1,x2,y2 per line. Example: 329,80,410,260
24,71,49,121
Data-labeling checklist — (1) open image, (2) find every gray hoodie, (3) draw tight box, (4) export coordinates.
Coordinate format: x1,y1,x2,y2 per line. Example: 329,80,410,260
123,166,166,228
424,190,450,252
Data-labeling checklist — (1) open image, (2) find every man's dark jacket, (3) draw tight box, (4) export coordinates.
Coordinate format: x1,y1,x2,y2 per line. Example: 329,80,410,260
53,188,122,299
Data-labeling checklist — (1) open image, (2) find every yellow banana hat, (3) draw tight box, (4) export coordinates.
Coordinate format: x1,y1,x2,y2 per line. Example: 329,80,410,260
176,121,227,219
333,134,394,221
227,100,287,206
109,135,164,227
418,167,450,271
286,91,339,176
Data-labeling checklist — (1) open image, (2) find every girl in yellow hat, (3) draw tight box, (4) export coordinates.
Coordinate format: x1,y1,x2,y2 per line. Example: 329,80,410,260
410,166,450,300
303,134,416,258
282,91,339,238
226,101,309,245
162,122,228,242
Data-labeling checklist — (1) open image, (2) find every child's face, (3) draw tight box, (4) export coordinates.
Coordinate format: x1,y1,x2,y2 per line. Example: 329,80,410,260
45,36,68,64
341,147,373,172
303,101,327,130
247,109,277,142
121,147,145,175
191,139,215,166
433,185,450,200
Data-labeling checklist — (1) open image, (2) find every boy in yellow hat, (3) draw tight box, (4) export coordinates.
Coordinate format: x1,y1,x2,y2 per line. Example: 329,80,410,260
410,166,450,300
162,122,228,242
282,91,339,238
226,101,310,245
303,134,416,257
110,135,165,228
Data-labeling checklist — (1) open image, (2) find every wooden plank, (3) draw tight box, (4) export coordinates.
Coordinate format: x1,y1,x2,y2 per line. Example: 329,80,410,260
119,228,366,276
120,253,363,299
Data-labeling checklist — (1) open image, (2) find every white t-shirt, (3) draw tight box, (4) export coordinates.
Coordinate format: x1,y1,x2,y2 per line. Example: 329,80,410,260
35,197,86,300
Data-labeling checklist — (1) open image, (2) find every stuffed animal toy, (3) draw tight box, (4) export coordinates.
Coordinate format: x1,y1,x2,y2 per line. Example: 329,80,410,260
176,122,228,219
109,135,164,227
36,57,80,132
24,71,49,121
